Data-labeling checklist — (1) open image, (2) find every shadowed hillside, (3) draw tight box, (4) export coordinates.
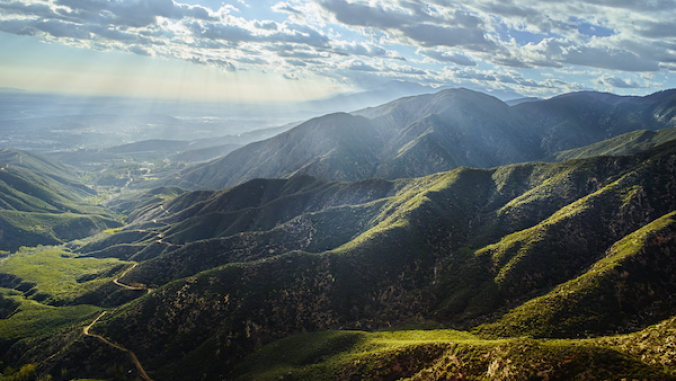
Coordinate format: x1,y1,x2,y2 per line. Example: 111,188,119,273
3,139,670,380
3,90,676,381
159,88,676,191
0,149,121,251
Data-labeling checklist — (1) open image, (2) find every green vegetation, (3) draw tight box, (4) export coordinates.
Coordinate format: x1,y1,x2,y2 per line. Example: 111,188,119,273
0,246,128,303
0,149,122,251
0,363,53,381
547,126,676,161
0,289,100,339
2,90,676,380
235,329,480,380
235,328,676,381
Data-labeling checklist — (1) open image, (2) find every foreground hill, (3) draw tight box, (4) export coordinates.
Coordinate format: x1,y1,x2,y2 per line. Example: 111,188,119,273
547,126,676,161
0,149,121,251
3,138,675,379
161,88,676,190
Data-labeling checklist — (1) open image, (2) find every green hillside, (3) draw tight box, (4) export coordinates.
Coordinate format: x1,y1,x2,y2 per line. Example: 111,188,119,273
234,328,676,381
547,126,676,161
3,91,676,380
0,149,121,251
1,140,669,380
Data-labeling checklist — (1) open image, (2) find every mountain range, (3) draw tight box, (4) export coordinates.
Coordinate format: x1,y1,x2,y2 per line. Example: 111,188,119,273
161,88,676,190
2,88,676,380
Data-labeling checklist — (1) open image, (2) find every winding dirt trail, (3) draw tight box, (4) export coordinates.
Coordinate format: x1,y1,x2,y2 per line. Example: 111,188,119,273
113,263,143,290
81,263,155,381
83,311,154,381
113,263,154,293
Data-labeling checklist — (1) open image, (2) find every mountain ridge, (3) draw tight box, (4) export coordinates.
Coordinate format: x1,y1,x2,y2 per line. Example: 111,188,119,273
3,90,676,380
157,88,676,191
7,139,669,380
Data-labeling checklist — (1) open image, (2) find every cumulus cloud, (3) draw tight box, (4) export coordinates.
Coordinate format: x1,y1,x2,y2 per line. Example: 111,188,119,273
401,23,495,50
286,59,308,67
418,49,476,66
331,41,404,60
562,46,660,72
593,75,643,88
254,20,278,30
316,0,493,51
189,56,237,71
272,2,304,16
346,60,380,71
0,0,674,96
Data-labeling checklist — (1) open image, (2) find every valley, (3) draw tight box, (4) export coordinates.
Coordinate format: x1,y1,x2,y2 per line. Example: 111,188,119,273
1,88,676,380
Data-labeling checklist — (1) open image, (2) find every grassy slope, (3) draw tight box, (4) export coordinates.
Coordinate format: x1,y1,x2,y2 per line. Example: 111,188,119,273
0,244,145,381
476,210,676,338
0,149,122,251
0,246,127,304
32,140,671,380
234,327,676,381
4,140,676,380
547,127,676,161
433,140,676,324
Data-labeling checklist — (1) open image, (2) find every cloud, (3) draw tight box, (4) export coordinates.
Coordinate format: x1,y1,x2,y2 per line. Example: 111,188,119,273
390,65,426,76
418,49,476,66
255,20,278,30
235,56,268,65
51,0,218,27
285,59,308,67
331,41,404,60
316,0,414,29
562,46,660,72
593,75,643,88
188,21,256,44
128,45,153,56
316,0,493,51
272,2,305,18
401,23,495,50
346,60,380,71
1,0,675,98
276,49,323,59
449,68,497,82
189,56,237,71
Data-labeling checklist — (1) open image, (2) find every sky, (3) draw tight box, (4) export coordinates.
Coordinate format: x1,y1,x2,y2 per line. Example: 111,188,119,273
1,0,676,103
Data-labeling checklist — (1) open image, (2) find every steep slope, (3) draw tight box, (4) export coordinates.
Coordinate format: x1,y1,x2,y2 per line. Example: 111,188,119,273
4,139,676,380
169,113,383,190
159,88,676,191
11,140,670,380
547,126,676,161
433,140,676,324
368,89,544,178
233,328,676,381
514,89,676,154
169,143,241,163
0,149,121,251
476,210,676,338
161,89,543,190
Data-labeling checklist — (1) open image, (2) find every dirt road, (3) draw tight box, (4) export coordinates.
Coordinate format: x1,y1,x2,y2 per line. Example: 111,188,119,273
83,311,154,381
